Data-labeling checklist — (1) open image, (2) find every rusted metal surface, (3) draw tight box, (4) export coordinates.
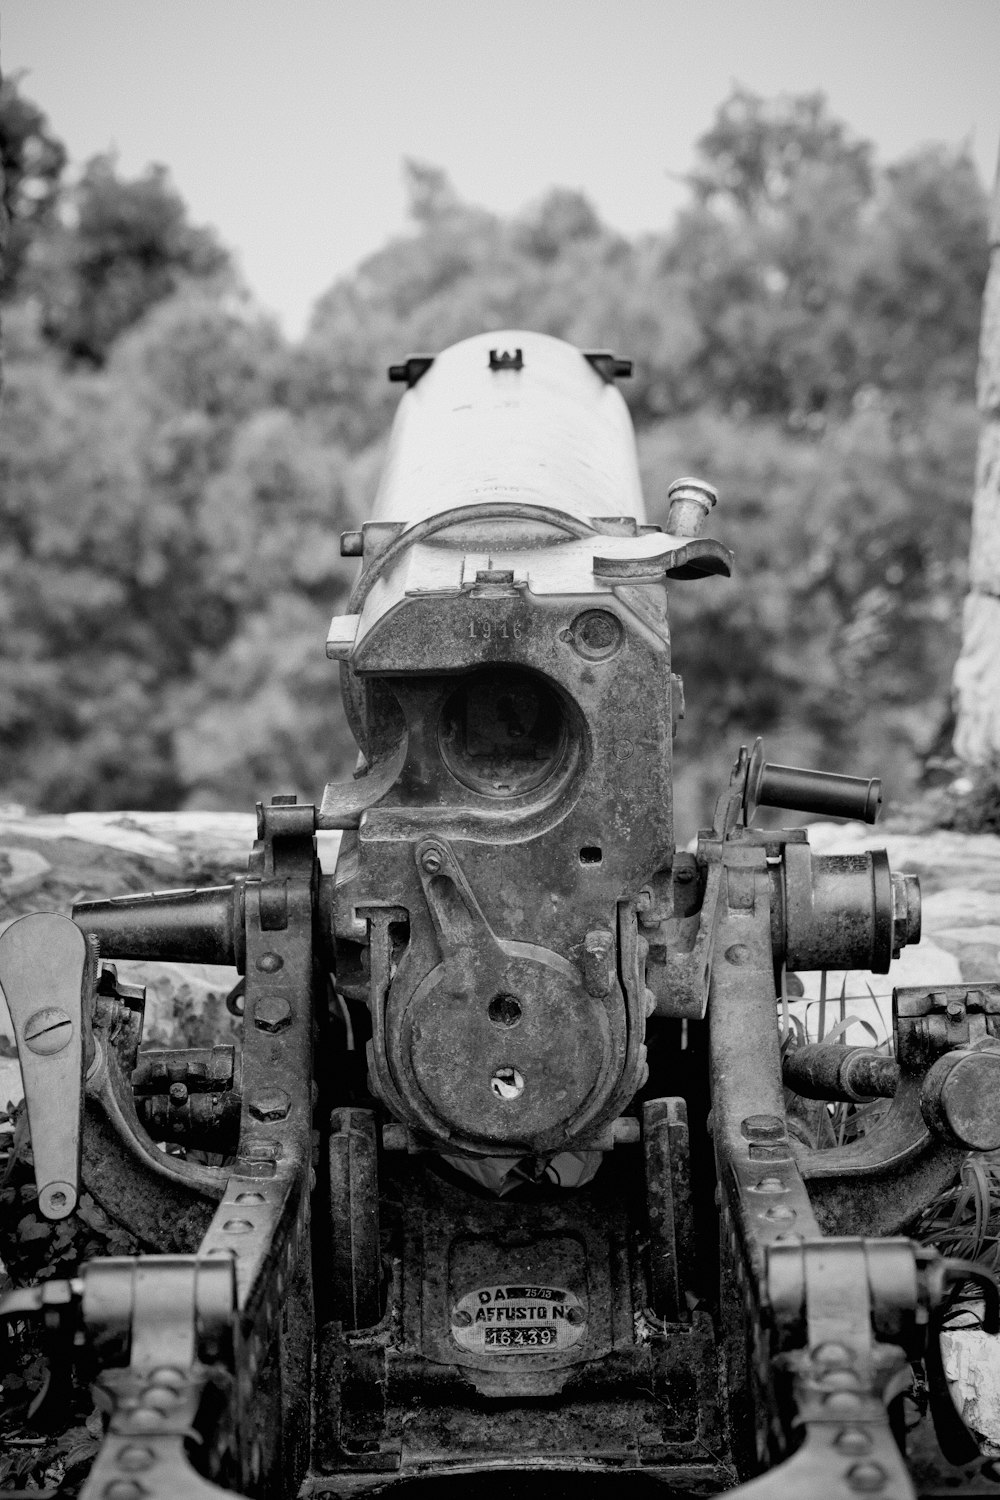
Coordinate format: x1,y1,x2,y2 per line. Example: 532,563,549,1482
1,331,997,1498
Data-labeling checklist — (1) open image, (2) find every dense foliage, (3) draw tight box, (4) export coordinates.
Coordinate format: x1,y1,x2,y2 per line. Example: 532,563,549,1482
0,81,989,833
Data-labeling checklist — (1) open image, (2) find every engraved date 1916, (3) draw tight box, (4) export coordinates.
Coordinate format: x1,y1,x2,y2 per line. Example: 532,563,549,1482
469,618,525,640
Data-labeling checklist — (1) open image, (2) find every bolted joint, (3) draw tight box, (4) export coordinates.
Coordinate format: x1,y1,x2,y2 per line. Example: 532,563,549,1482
249,1088,291,1122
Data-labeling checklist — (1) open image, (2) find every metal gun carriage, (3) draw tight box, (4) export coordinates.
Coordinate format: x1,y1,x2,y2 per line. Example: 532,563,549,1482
2,330,999,1498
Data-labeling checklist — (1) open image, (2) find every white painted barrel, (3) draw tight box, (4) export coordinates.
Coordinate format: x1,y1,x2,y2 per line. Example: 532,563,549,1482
372,330,646,528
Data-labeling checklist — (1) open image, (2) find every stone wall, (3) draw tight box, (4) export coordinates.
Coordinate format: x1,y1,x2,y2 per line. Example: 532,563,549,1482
954,149,1000,763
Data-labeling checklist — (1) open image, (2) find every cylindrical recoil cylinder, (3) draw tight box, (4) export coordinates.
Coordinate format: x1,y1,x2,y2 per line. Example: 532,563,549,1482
73,884,245,972
775,846,921,974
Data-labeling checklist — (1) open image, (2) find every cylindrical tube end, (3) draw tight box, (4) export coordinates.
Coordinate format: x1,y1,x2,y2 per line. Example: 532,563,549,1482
73,884,243,969
666,477,718,538
755,762,882,823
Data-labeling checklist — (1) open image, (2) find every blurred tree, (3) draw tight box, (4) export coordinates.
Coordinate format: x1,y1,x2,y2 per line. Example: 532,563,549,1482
30,154,231,366
0,83,988,823
667,87,988,418
0,73,66,301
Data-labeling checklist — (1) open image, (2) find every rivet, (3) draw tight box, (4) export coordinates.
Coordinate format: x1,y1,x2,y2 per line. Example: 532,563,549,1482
742,1114,784,1143
813,1342,853,1366
754,1177,786,1193
223,1218,254,1234
834,1428,872,1456
420,846,443,874
104,1483,146,1500
566,1305,586,1326
452,1310,472,1328
824,1368,861,1390
847,1461,887,1492
256,952,283,973
115,1446,155,1472
725,943,751,966
148,1367,185,1389
126,1409,164,1431
235,1191,266,1205
824,1390,863,1411
141,1385,181,1412
765,1205,796,1222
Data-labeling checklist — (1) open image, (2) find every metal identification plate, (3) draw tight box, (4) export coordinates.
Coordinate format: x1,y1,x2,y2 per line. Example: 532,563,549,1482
451,1284,586,1355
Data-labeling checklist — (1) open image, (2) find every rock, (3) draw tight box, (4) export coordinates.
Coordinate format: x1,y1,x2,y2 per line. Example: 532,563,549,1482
943,1312,1000,1449
953,594,1000,765
0,847,51,898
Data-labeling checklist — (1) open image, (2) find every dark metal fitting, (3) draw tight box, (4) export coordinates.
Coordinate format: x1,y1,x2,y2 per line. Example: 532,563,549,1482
748,747,882,824
666,477,718,538
387,354,434,386
583,928,615,997
74,881,245,970
489,347,523,370
782,1044,899,1103
340,530,364,557
920,1046,1000,1151
742,1114,785,1143
419,843,445,875
168,1082,188,1107
891,873,921,955
249,1089,291,1122
611,1117,641,1146
253,994,292,1034
584,351,633,381
255,799,316,841
779,846,919,974
381,1123,409,1151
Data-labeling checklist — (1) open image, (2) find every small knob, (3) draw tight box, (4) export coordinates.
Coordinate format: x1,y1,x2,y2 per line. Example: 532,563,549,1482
666,477,718,538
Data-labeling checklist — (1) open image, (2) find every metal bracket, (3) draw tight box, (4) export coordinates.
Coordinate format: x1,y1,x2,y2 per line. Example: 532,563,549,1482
0,913,94,1219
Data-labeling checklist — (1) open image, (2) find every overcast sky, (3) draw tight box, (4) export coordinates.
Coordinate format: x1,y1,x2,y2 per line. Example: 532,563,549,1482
4,0,999,338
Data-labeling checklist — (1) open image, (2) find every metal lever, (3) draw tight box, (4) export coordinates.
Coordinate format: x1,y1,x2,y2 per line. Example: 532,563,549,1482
0,914,92,1220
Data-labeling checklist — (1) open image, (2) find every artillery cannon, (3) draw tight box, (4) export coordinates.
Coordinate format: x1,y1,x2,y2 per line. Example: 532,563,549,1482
2,330,998,1497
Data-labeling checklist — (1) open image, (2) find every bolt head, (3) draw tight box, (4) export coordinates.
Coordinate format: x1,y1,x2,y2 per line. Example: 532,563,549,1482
741,1114,784,1143
23,1006,74,1055
249,1089,291,1122
253,995,292,1033
847,1462,887,1492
